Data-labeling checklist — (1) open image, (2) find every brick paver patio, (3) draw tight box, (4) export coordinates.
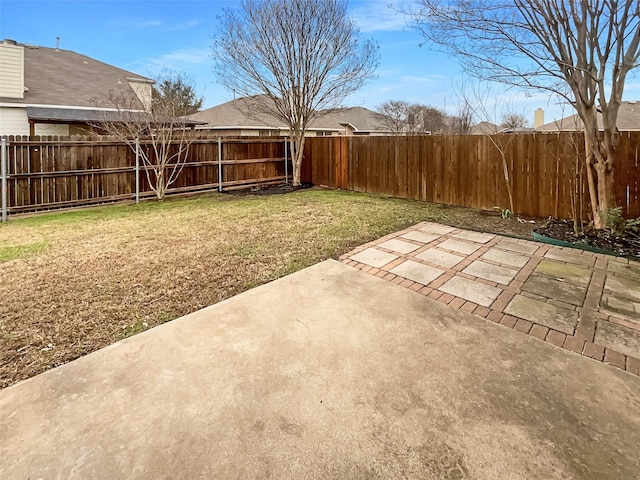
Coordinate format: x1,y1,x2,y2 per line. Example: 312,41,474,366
340,222,640,377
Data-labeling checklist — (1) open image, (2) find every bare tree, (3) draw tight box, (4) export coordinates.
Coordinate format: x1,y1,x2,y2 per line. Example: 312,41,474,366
501,113,529,130
446,100,473,134
404,0,640,228
92,74,200,201
454,84,530,215
417,105,447,134
377,101,446,134
212,0,379,185
377,100,412,135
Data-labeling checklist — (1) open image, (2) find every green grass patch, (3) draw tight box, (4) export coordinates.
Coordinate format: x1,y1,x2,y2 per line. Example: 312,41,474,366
3,188,534,388
0,240,49,262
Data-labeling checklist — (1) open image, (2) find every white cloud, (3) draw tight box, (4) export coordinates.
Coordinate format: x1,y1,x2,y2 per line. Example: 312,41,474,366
139,20,164,28
168,20,200,31
112,18,199,31
138,48,210,75
399,74,443,84
349,0,408,32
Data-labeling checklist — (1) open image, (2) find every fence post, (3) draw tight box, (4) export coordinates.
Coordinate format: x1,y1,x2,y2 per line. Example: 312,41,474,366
1,137,7,222
284,137,288,183
217,137,223,192
135,137,140,204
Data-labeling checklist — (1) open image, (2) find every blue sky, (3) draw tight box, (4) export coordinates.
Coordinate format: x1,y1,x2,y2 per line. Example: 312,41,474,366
3,0,638,123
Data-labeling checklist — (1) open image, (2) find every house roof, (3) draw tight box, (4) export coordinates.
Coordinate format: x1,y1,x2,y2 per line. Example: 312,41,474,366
26,106,126,123
188,96,280,129
0,42,153,109
469,121,501,135
313,107,390,132
25,106,204,128
188,96,392,133
536,101,640,131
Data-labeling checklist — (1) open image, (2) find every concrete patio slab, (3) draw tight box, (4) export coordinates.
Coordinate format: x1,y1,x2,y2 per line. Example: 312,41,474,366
494,238,539,255
535,260,592,287
439,276,502,307
463,260,518,285
453,231,495,244
595,320,640,358
400,231,441,244
390,259,444,285
601,296,640,320
418,223,455,235
604,274,640,303
523,275,587,307
342,222,640,377
350,247,398,268
416,248,465,268
481,248,529,268
3,260,639,479
438,238,482,255
607,261,640,279
378,238,421,254
504,295,579,334
544,249,596,268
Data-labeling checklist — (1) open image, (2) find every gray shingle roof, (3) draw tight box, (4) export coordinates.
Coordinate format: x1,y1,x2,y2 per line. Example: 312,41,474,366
536,101,640,131
26,107,125,123
0,43,153,109
313,107,390,132
469,121,501,135
188,96,391,133
188,96,280,128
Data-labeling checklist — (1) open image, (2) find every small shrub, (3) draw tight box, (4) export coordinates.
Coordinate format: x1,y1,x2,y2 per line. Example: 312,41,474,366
600,207,640,238
494,206,512,219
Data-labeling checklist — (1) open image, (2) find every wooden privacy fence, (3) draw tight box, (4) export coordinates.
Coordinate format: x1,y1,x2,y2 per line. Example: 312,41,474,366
0,135,291,217
302,132,640,220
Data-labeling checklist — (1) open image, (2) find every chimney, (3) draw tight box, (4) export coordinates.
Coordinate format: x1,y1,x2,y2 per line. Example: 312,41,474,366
0,40,25,99
534,108,545,129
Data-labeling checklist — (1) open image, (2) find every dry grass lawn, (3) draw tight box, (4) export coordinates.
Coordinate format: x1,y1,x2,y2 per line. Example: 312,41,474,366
0,189,537,388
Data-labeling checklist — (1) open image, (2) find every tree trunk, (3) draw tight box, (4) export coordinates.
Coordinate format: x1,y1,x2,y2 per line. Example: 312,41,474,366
584,137,603,229
502,155,514,215
291,134,306,186
293,156,302,186
595,160,611,221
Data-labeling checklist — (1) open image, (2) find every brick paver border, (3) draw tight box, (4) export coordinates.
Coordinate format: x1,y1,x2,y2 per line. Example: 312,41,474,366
339,222,640,378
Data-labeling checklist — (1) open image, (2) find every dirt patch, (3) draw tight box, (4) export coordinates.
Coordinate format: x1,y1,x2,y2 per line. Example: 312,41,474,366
435,204,540,239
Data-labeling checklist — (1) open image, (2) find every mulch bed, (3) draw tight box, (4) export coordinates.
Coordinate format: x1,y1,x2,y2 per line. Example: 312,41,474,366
226,182,314,196
534,219,640,258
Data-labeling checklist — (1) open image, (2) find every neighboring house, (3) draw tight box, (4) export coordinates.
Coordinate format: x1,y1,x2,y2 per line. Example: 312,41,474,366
187,95,392,136
0,39,154,137
535,101,640,132
469,121,501,135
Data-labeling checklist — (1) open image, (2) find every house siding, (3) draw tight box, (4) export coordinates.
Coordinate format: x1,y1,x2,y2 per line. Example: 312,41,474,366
239,129,261,137
127,79,153,111
34,123,69,136
0,106,29,136
0,42,24,99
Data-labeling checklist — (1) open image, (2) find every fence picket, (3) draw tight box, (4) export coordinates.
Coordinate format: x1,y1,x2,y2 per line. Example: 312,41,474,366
1,136,289,216
303,132,640,220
